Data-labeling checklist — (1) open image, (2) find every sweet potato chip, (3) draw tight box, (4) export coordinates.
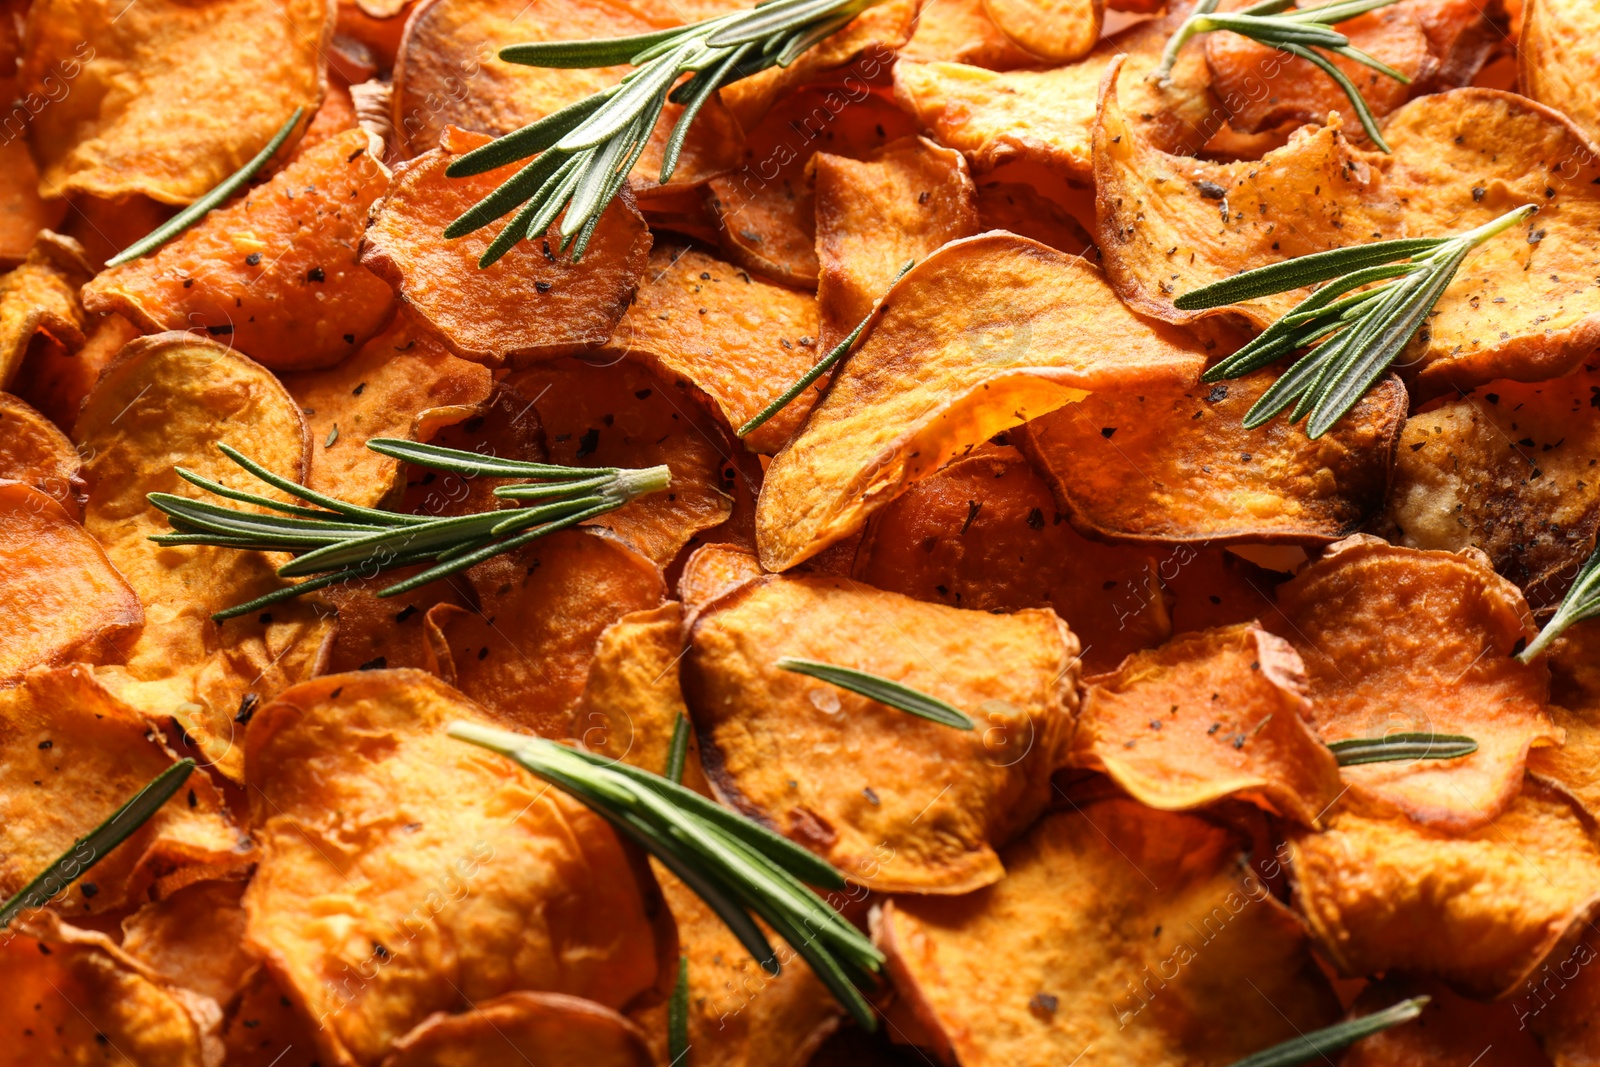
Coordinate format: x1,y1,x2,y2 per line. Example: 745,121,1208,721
244,670,671,1067
1289,782,1600,998
282,314,494,509
20,0,330,204
596,243,822,455
12,312,138,436
892,6,1217,183
56,192,174,271
683,573,1078,893
898,0,1036,69
424,529,665,737
1016,369,1406,545
1526,934,1600,1066
677,541,766,623
390,0,742,191
1074,623,1343,826
1520,0,1600,146
814,137,980,348
707,83,918,288
973,179,1093,256
0,391,82,513
0,232,88,388
1339,976,1553,1067
754,233,1209,571
1527,620,1600,822
982,0,1102,63
224,966,322,1067
76,333,334,781
0,96,61,266
0,665,245,916
853,446,1169,673
386,993,655,1067
1374,368,1600,608
121,877,254,1004
570,602,689,778
362,131,651,365
1268,535,1556,830
1164,546,1281,635
84,127,395,372
875,800,1339,1066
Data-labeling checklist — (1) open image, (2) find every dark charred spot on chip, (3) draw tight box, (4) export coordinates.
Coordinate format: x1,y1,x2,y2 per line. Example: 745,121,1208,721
1196,181,1227,200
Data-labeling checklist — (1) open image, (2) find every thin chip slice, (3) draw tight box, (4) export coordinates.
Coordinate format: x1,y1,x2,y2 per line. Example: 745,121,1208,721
1165,546,1281,635
754,233,1209,572
0,89,62,266
1339,976,1553,1066
0,665,245,917
386,993,655,1067
244,670,672,1067
84,128,394,372
11,311,139,435
683,573,1079,893
853,446,1170,673
571,602,689,778
875,800,1339,1066
892,5,1217,183
596,244,822,454
1520,0,1600,146
898,0,1036,69
973,179,1093,256
76,333,334,781
1289,782,1600,999
982,0,1102,63
20,0,329,204
1016,370,1406,545
0,232,89,388
120,877,254,1004
1074,623,1343,826
1527,619,1600,822
362,130,651,365
813,137,980,348
0,391,84,513
677,541,766,623
1527,934,1600,1066
224,966,323,1067
1268,535,1557,830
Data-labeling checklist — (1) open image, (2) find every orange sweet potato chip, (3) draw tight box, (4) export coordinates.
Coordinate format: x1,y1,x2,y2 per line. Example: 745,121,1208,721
0,232,88,388
244,670,672,1067
1520,0,1600,146
0,391,83,513
853,446,1170,673
75,333,335,781
84,127,395,372
814,137,980,348
224,966,322,1067
1289,782,1600,998
20,0,330,204
596,243,822,455
1526,621,1600,829
898,0,1036,69
0,481,140,682
387,993,656,1067
12,312,138,435
754,233,1209,571
362,130,651,365
1074,623,1343,827
1269,536,1558,830
120,877,254,1005
682,573,1079,893
390,0,742,191
875,800,1339,1066
677,541,767,623
1016,369,1406,545
1340,976,1553,1066
570,602,690,778
982,0,1102,64
0,88,61,267
973,178,1093,256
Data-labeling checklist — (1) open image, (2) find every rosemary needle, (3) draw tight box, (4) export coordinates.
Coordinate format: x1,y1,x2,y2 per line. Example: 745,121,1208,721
668,955,691,1065
1223,996,1428,1067
1328,732,1478,766
1519,542,1600,663
775,658,975,730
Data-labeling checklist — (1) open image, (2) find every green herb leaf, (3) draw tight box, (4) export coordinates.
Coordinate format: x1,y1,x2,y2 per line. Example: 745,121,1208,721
1520,543,1600,663
668,955,691,1065
775,657,975,730
1328,732,1479,766
666,712,692,785
1224,996,1428,1067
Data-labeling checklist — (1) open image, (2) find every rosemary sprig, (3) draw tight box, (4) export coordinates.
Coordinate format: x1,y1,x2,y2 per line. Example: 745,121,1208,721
0,760,196,928
666,712,692,784
1180,204,1538,438
147,438,669,620
1328,732,1478,766
775,658,976,730
106,109,305,267
1155,0,1408,151
448,723,884,1029
668,955,691,1064
442,0,888,266
1519,543,1600,663
1224,996,1427,1067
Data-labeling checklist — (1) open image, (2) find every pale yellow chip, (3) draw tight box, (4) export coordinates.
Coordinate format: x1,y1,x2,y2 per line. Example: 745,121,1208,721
1520,0,1600,146
982,0,1102,64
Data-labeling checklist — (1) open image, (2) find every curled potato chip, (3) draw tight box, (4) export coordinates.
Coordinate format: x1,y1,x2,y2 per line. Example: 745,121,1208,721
898,0,1036,69
1268,535,1556,830
814,137,979,347
0,232,88,388
853,446,1170,673
0,665,244,916
76,333,334,781
570,603,689,778
982,0,1102,63
20,0,329,205
0,93,61,266
596,244,822,455
677,541,766,623
1338,976,1553,1066
385,992,655,1067
754,233,1209,571
1163,546,1280,635
84,128,394,372
1520,0,1600,146
362,131,651,365
0,482,140,682
875,800,1339,1066
683,573,1078,893
892,6,1217,183
1016,369,1406,545
244,670,672,1067
973,178,1093,256
1074,623,1343,826
0,391,83,513
121,877,254,1004
1374,368,1600,608
1289,782,1600,998
12,311,138,435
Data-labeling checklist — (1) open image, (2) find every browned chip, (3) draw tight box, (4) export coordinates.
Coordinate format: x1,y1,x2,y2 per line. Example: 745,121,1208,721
683,573,1078,893
11,311,138,435
1016,369,1406,546
814,137,980,348
898,0,1036,68
853,446,1169,673
875,800,1339,1066
1269,535,1557,830
0,391,83,513
1339,976,1553,1066
754,233,1209,571
362,130,651,365
982,0,1102,63
1165,546,1281,635
244,670,673,1067
83,128,394,372
596,244,822,455
20,0,329,204
973,178,1093,256
0,232,88,388
1520,0,1600,145
224,965,323,1067
571,602,689,778
1074,623,1343,826
1527,619,1600,822
387,993,654,1067
121,877,254,1004
76,333,335,780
